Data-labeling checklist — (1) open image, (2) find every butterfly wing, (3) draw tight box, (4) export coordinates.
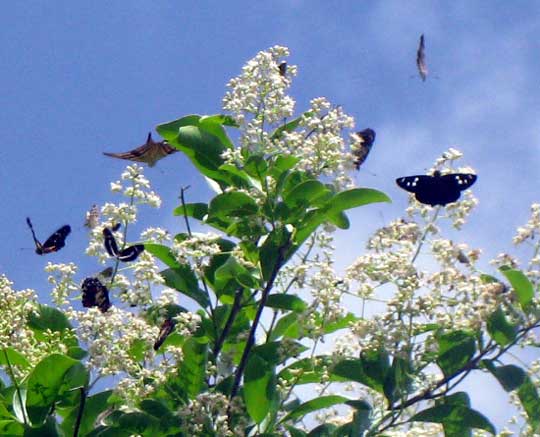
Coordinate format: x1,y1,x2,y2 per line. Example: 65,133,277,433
278,62,287,77
396,174,441,205
153,318,176,351
117,244,145,262
396,173,477,206
103,227,119,257
435,173,477,205
416,34,428,81
82,277,111,313
34,224,71,254
103,132,177,167
353,128,376,170
84,205,99,229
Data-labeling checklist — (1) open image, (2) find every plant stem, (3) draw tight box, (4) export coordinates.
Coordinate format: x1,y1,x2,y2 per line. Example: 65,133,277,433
73,386,87,437
2,348,27,425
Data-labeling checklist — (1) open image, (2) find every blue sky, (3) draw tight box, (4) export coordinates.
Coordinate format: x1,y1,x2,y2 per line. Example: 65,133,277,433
2,1,540,429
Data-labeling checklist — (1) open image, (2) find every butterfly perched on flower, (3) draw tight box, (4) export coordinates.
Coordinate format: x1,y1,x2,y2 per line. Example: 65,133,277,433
26,218,71,255
153,318,176,351
84,204,100,229
352,128,376,170
81,277,111,313
103,226,144,262
416,34,428,81
103,132,177,167
396,171,477,206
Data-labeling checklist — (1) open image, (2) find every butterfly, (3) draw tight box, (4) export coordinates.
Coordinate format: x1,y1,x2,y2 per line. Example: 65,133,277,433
352,128,376,170
153,318,176,351
84,204,100,229
416,34,428,81
102,226,144,262
81,277,111,313
278,61,287,77
103,132,177,167
396,171,477,206
26,217,71,255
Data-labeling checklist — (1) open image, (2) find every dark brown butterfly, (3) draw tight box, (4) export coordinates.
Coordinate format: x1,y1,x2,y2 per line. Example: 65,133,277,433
417,34,428,81
153,318,176,351
103,132,177,167
26,218,71,255
352,128,376,170
396,171,477,206
278,62,287,77
103,226,144,262
81,277,111,313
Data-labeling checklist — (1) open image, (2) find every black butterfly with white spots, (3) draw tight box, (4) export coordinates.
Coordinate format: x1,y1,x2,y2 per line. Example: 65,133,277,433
103,226,144,262
26,217,71,255
396,171,477,206
353,128,376,170
81,277,111,313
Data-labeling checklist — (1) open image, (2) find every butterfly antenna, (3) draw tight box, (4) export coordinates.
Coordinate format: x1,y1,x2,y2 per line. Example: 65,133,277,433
26,217,40,245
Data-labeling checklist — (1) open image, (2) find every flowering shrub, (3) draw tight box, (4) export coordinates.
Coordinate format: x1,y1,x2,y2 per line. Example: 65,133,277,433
1,46,539,437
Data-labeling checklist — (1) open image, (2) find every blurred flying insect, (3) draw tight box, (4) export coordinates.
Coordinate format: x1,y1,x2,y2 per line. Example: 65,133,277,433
153,318,176,351
396,171,477,206
103,132,177,167
26,217,71,255
416,34,428,81
84,204,99,229
81,277,111,313
352,128,376,170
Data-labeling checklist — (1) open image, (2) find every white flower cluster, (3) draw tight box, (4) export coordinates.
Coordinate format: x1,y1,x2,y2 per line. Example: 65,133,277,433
174,311,202,337
172,232,222,275
45,262,78,306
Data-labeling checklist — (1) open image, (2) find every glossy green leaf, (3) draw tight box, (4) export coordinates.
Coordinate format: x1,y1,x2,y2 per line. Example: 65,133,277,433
307,423,337,436
173,202,208,220
0,347,30,369
161,267,209,308
281,395,348,423
517,373,540,428
486,307,517,346
25,354,80,425
252,341,307,366
265,294,307,312
500,267,534,309
410,403,495,435
208,192,259,220
436,331,476,377
270,112,313,140
326,211,350,229
279,356,336,385
178,338,208,399
483,361,526,392
384,356,413,404
155,114,202,141
270,312,300,340
0,420,23,435
259,227,292,282
27,305,71,334
244,155,269,179
215,256,260,289
23,416,60,436
60,390,112,437
283,180,331,209
326,188,391,213
244,354,277,424
144,243,180,269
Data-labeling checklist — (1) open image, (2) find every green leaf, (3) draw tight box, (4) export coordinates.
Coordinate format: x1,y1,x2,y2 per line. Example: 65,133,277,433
25,354,80,425
0,347,30,369
259,227,292,282
252,341,307,366
384,356,413,405
0,420,24,436
326,188,391,213
265,294,307,312
244,354,277,424
155,114,201,141
307,423,337,436
279,356,335,385
208,192,259,220
60,390,112,437
320,312,357,334
271,112,313,140
215,256,260,289
436,331,476,377
281,395,348,423
483,361,526,392
283,180,331,209
177,339,208,399
270,312,300,340
27,305,71,334
244,155,269,179
117,412,159,435
161,267,209,308
517,374,540,428
173,202,208,220
23,416,60,436
486,307,517,346
144,243,180,269
410,403,496,435
326,211,349,229
500,268,534,309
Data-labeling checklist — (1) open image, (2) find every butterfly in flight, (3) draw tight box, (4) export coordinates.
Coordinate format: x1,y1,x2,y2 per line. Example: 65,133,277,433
103,226,144,262
26,218,71,255
278,61,287,77
352,128,376,170
396,171,477,206
103,132,177,167
84,204,100,229
153,318,176,351
416,34,428,81
81,277,111,313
